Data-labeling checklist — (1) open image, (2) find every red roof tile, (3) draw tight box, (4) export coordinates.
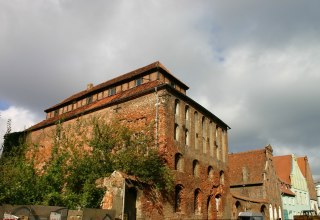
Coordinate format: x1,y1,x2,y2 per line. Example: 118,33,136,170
45,61,189,112
297,156,317,200
29,80,163,131
228,148,268,185
273,155,292,185
280,184,295,196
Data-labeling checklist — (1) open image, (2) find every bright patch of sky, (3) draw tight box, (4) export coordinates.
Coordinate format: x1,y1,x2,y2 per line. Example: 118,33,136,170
0,106,37,149
0,101,9,110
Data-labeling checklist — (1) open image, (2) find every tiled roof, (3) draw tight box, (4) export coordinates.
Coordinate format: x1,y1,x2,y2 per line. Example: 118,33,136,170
297,156,317,200
28,80,163,131
280,184,295,196
45,61,189,112
273,155,292,185
228,148,268,185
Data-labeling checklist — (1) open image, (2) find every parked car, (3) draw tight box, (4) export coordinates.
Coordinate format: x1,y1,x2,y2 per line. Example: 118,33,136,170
238,212,264,220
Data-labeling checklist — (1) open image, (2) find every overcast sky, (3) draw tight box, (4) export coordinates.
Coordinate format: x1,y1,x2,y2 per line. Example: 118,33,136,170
1,0,320,180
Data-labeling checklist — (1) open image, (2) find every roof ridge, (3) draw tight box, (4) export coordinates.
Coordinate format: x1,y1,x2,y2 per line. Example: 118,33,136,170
45,61,188,112
229,147,266,155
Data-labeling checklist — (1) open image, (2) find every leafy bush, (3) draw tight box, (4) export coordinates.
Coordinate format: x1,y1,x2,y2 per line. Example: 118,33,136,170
0,117,173,208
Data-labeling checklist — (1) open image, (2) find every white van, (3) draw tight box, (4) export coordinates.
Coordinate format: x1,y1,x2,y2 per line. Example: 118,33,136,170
238,212,264,220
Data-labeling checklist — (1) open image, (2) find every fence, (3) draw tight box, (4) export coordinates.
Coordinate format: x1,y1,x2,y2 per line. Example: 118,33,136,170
0,205,117,220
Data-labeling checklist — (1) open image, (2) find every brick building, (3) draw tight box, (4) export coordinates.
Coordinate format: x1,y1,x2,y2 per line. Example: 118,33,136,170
228,145,283,220
27,61,231,219
316,181,320,212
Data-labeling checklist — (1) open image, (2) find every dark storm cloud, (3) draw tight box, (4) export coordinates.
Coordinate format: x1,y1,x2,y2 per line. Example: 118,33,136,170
0,0,319,178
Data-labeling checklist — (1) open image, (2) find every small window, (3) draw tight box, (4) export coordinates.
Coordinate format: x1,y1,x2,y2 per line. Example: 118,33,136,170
86,96,93,104
175,185,183,212
185,130,189,146
208,166,214,180
54,110,59,117
194,189,202,214
108,87,116,96
135,77,143,86
193,160,200,177
185,106,189,121
175,153,184,172
220,171,225,185
175,100,180,116
215,194,222,214
174,124,179,141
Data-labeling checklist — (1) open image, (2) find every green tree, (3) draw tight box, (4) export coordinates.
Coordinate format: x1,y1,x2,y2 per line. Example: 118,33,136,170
0,116,173,208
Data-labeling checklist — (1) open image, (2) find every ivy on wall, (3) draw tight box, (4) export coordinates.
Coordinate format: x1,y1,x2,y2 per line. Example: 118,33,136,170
0,116,173,209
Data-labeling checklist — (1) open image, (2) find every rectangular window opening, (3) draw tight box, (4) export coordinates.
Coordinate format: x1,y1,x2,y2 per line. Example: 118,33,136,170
135,77,143,86
108,87,116,96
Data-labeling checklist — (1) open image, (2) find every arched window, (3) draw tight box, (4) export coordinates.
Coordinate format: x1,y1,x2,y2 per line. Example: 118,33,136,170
194,188,202,214
233,201,241,218
215,194,222,215
221,129,226,162
175,153,184,172
220,171,225,185
174,124,179,141
269,204,273,220
194,112,198,149
175,185,183,213
185,105,189,121
207,196,213,220
208,166,214,180
261,205,266,217
209,122,214,157
193,160,200,177
278,206,282,220
216,126,220,160
202,117,206,153
185,129,189,146
175,99,180,117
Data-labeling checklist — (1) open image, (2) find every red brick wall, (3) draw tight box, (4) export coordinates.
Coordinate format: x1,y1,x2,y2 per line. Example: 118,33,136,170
27,87,231,219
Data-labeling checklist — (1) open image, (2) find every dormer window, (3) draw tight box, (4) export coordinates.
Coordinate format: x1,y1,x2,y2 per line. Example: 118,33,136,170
108,87,116,96
135,77,143,86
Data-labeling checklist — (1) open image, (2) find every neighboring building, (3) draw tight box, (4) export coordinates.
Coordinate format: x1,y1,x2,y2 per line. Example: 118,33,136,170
273,155,297,220
27,61,231,219
228,145,283,220
297,156,319,214
274,154,310,219
316,181,320,212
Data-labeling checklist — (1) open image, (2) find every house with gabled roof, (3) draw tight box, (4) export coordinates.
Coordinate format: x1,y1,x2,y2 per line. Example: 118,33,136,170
316,181,320,212
297,156,319,214
228,145,283,220
274,154,310,220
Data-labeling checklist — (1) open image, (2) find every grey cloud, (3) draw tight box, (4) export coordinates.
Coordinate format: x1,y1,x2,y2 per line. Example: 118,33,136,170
1,0,320,177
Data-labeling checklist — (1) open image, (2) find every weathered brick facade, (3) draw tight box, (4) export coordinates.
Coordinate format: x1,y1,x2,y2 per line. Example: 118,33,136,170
228,145,283,220
27,61,231,219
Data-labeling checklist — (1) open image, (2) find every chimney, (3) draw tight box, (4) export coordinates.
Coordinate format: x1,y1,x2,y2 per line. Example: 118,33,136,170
87,83,93,91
